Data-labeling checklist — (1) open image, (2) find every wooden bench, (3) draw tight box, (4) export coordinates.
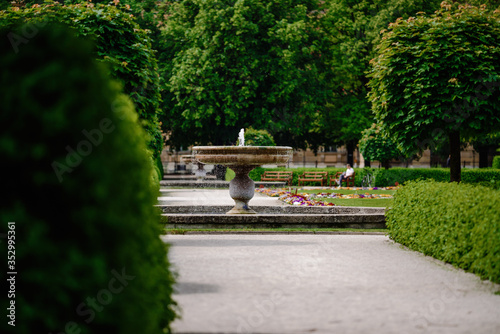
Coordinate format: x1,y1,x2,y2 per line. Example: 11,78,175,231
298,171,328,186
329,171,356,187
260,171,293,185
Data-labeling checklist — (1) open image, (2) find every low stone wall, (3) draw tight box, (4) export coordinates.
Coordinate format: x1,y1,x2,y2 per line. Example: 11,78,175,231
160,205,386,229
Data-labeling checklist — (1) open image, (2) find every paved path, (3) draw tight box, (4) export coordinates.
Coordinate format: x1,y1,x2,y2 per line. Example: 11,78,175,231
159,188,284,206
162,234,500,334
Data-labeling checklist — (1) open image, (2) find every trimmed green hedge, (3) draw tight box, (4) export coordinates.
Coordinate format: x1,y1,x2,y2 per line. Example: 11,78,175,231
387,180,500,284
373,168,450,186
251,167,500,187
0,25,176,333
375,168,500,188
249,167,364,187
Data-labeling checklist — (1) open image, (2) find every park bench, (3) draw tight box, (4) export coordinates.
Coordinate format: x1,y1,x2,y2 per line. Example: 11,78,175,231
298,171,328,186
329,171,356,187
260,171,293,185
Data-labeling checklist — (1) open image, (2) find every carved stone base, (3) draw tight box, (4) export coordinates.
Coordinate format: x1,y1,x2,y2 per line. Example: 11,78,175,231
227,165,258,214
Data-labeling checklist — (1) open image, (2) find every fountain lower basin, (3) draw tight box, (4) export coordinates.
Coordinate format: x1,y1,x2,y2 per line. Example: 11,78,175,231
192,146,293,214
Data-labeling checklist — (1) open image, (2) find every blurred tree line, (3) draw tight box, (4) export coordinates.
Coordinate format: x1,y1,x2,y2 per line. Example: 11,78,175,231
3,0,500,165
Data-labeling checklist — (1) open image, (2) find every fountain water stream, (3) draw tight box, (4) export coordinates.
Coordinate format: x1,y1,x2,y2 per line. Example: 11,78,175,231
193,130,292,214
238,128,245,147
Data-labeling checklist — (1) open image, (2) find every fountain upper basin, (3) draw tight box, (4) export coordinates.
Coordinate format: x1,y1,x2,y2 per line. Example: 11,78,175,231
192,146,293,166
181,155,195,164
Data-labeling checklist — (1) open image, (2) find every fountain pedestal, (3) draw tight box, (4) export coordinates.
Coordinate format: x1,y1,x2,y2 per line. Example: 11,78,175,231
227,165,258,214
193,146,293,214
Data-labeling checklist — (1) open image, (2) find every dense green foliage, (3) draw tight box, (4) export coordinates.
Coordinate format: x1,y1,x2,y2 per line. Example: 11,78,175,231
0,25,176,333
317,0,442,163
493,156,500,169
359,123,401,168
387,180,500,283
0,2,164,156
159,0,335,148
244,127,276,146
368,2,500,181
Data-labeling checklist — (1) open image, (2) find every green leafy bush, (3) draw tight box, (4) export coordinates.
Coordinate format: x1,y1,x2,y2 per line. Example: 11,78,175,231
359,123,402,168
0,2,164,156
244,127,276,146
493,156,500,169
0,25,176,333
387,180,500,283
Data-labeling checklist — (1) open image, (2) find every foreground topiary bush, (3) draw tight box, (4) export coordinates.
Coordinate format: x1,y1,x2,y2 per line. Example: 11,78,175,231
0,24,176,333
387,180,500,283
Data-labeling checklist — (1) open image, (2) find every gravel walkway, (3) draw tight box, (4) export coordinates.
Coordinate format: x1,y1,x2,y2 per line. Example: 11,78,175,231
162,234,500,334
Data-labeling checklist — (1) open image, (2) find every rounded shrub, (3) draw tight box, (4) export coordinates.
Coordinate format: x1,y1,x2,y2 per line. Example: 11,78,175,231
244,127,276,146
493,155,500,169
0,24,176,333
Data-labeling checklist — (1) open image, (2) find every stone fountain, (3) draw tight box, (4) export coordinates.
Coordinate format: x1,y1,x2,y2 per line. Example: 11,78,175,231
181,155,206,182
193,129,293,214
180,155,194,169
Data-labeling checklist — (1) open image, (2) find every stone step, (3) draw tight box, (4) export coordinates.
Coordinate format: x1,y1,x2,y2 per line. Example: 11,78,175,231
158,205,385,215
161,213,385,229
160,205,386,229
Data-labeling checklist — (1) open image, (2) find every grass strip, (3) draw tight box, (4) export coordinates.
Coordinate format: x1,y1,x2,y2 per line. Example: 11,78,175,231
164,228,387,235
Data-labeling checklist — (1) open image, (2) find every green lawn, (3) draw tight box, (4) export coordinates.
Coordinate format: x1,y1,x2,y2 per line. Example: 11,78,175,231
317,198,392,207
301,188,395,208
164,227,387,234
300,189,397,195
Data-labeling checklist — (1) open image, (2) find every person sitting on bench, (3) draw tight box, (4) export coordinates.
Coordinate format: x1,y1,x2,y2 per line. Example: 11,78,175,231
338,164,354,188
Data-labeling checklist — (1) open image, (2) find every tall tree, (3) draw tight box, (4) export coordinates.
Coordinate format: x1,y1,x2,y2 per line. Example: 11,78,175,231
159,0,334,149
368,2,500,182
318,0,441,166
1,2,164,156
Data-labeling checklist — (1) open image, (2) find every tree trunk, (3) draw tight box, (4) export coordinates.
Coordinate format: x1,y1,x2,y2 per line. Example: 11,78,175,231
382,160,390,169
346,141,355,167
449,131,461,182
477,146,489,168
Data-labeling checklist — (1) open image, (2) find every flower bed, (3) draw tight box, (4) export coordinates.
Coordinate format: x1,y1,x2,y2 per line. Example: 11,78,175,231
256,187,395,206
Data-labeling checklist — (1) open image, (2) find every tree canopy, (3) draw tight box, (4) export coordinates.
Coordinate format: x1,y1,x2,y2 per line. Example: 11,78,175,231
368,2,500,181
159,0,335,149
1,2,164,156
317,0,441,164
